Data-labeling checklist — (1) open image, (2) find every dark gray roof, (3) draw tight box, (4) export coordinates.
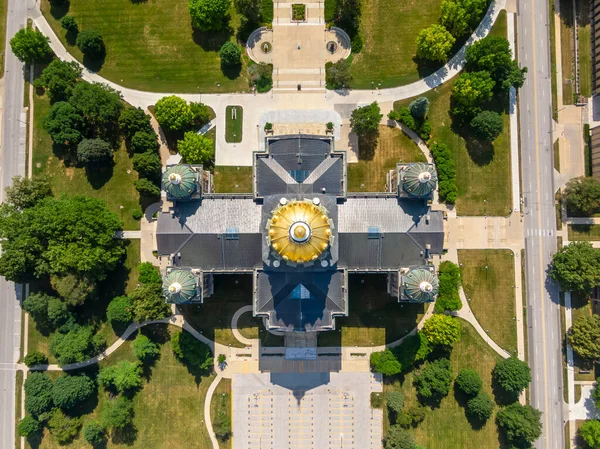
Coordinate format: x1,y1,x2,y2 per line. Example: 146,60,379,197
267,135,331,172
338,233,425,269
172,234,262,270
255,269,347,331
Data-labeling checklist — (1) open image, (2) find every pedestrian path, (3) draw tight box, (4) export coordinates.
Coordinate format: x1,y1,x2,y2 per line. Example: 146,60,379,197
231,305,255,346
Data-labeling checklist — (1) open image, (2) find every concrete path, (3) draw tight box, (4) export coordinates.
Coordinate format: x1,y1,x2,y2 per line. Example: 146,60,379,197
114,230,141,239
564,216,600,225
507,12,520,213
231,305,256,347
204,374,223,449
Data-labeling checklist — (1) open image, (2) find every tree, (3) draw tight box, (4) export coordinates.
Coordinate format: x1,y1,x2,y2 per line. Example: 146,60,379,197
23,292,52,327
154,96,192,133
396,405,426,428
413,358,452,401
5,175,52,209
580,420,600,449
130,130,159,154
550,241,600,293
563,177,600,216
51,273,97,306
350,102,382,138
133,151,161,179
24,351,48,367
496,403,542,448
219,41,241,67
42,101,85,148
47,296,72,329
451,71,495,118
440,0,470,37
17,416,41,438
326,60,353,89
593,380,600,408
135,178,161,197
69,82,123,137
101,396,133,429
98,360,143,393
189,0,231,31
50,325,97,366
421,314,461,347
33,60,82,102
172,330,213,371
370,349,402,376
384,425,419,449
129,282,171,322
386,391,404,415
138,262,162,284
10,28,51,64
455,368,482,397
190,102,211,127
466,391,494,421
60,15,78,33
430,141,458,203
76,30,105,58
132,333,160,361
177,132,214,164
492,357,531,397
119,107,153,139
77,138,113,165
234,0,261,22
415,24,455,62
470,110,503,141
435,261,462,312
409,97,430,120
106,296,133,327
53,374,96,409
48,409,82,444
24,372,54,416
568,315,600,360
465,36,527,91
83,421,105,446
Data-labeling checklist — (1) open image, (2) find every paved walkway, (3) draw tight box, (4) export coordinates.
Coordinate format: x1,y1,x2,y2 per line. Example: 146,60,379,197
230,305,255,347
205,374,223,449
507,12,520,213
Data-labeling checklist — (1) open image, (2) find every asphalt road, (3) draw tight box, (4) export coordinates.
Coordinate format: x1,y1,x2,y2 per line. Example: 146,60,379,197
0,0,30,446
517,0,565,448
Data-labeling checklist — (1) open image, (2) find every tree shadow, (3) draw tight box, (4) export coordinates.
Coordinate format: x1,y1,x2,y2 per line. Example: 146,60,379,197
491,376,519,406
465,137,495,166
413,56,441,80
192,26,232,52
26,433,43,449
453,384,488,430
84,161,115,190
49,1,70,19
111,424,138,446
358,134,379,161
65,29,79,46
180,359,213,386
83,51,106,73
237,19,259,43
221,63,242,80
130,0,148,3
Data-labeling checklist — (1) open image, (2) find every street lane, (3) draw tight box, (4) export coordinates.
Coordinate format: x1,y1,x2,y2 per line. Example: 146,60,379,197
517,0,565,448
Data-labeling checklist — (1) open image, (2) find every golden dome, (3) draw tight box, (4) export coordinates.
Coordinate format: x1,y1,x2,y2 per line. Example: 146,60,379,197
267,199,332,264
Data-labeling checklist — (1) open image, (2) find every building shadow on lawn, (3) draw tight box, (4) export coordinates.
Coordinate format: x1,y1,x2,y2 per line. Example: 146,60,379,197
192,27,233,52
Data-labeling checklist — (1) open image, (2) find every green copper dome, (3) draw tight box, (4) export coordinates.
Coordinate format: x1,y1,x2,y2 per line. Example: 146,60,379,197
163,269,198,304
402,163,437,198
403,268,438,302
162,165,197,199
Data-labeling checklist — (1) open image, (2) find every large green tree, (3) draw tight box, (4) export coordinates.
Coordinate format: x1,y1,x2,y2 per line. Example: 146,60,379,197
455,368,482,397
350,102,382,138
326,60,353,90
563,177,600,215
129,282,171,322
496,403,542,448
470,110,503,141
24,372,54,417
580,420,600,449
98,361,143,393
154,96,192,133
76,30,105,58
451,71,495,118
132,333,160,361
5,175,51,210
177,132,214,164
440,0,488,37
34,60,82,102
384,425,419,449
119,107,153,139
189,0,232,31
568,315,600,360
421,314,461,347
415,24,455,62
101,396,133,430
52,374,96,410
549,241,600,293
133,151,162,180
172,330,213,371
77,138,113,165
413,358,452,401
466,391,494,422
69,82,123,137
42,101,85,148
50,325,102,366
106,295,133,327
10,28,51,64
370,349,402,376
492,357,531,397
219,41,242,67
0,195,123,283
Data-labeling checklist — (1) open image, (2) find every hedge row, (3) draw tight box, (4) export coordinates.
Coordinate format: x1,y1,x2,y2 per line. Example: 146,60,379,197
434,261,462,312
430,142,458,203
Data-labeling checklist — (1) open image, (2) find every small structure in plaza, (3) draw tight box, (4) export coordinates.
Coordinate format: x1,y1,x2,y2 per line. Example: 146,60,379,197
156,135,444,333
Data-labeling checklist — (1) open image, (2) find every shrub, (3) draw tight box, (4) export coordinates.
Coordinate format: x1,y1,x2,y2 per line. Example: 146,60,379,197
455,368,482,397
132,208,144,220
413,358,452,401
324,0,337,22
391,332,431,372
138,262,162,284
77,138,113,165
106,295,133,327
396,405,426,428
470,110,504,141
492,357,531,397
409,97,430,120
384,425,419,449
133,151,162,179
214,413,231,441
48,409,82,444
83,421,105,445
370,349,402,376
191,102,211,127
76,30,105,58
466,391,494,421
260,0,274,22
24,351,48,367
434,261,462,312
325,60,352,89
430,142,458,203
132,333,160,361
172,330,213,371
18,415,41,437
248,62,273,92
52,374,96,410
219,41,242,67
135,178,161,197
386,391,404,415
60,15,78,33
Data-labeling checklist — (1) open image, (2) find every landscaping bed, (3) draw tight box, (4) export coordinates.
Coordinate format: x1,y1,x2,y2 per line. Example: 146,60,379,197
291,3,306,21
225,106,243,143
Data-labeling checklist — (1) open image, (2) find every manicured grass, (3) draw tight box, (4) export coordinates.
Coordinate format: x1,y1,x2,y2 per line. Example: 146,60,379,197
40,0,250,93
458,250,517,354
560,0,574,104
32,92,142,230
0,0,7,76
568,224,600,240
577,0,592,97
211,378,232,449
383,321,502,448
550,0,559,116
213,166,253,192
28,325,215,449
225,106,243,143
15,371,22,449
317,274,425,346
237,311,259,339
349,0,442,88
569,292,597,381
347,125,427,192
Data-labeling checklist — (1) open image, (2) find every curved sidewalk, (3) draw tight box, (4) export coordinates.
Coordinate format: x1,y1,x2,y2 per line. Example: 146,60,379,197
204,374,223,449
231,305,256,346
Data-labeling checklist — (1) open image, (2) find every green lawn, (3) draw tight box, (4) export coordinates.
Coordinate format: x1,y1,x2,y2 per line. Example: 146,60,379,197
458,249,518,355
0,0,7,76
213,166,253,192
225,106,243,143
40,0,250,93
577,0,592,97
211,378,232,449
568,224,600,240
550,0,559,116
32,91,142,230
347,125,427,192
28,325,215,449
560,0,575,104
383,321,503,448
349,0,443,88
317,274,425,347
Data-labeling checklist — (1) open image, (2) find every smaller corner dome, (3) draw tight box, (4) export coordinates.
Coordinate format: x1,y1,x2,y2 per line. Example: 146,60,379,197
162,165,197,199
402,163,438,198
162,269,198,304
403,267,439,302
